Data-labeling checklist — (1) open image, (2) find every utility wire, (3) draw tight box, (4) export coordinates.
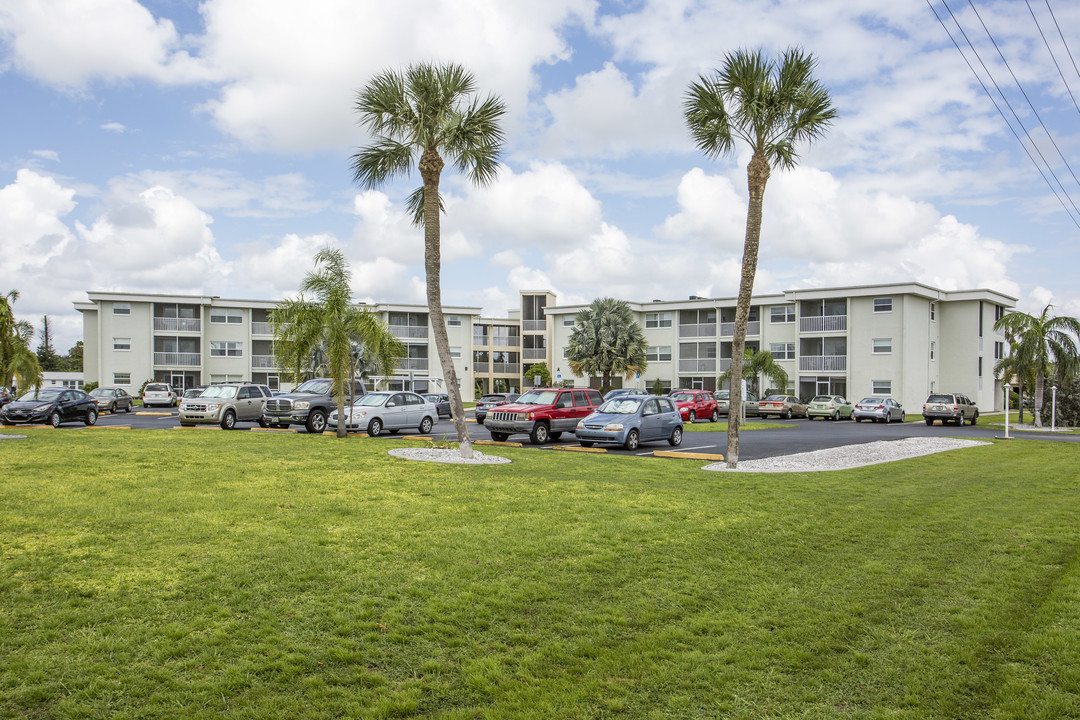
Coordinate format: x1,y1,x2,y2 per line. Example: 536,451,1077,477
927,0,1080,230
1045,0,1080,86
1027,0,1080,118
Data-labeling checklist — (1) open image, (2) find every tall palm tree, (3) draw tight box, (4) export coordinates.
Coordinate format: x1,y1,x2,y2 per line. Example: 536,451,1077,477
0,290,42,393
718,348,789,398
685,48,836,467
271,248,403,438
565,298,649,393
995,304,1080,427
352,62,505,459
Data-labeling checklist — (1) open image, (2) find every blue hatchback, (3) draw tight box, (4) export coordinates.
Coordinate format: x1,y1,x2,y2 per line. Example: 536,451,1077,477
575,394,683,451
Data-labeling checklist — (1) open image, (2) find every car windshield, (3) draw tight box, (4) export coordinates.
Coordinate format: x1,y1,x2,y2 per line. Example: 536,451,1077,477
859,397,884,404
201,385,239,399
926,394,953,403
355,393,390,407
515,390,558,405
295,379,332,394
145,384,170,392
184,389,203,397
811,396,833,403
599,398,643,414
763,395,786,402
19,388,63,401
716,391,729,400
480,395,506,403
670,392,696,402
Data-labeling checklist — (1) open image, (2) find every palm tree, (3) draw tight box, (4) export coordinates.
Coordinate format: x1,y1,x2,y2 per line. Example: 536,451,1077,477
993,349,1035,424
995,304,1080,427
718,348,789,399
352,62,505,459
0,290,42,393
565,298,649,393
271,248,403,438
684,48,836,467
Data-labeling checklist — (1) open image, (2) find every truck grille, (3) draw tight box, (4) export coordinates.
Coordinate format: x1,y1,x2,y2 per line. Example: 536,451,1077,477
489,411,521,422
265,399,292,412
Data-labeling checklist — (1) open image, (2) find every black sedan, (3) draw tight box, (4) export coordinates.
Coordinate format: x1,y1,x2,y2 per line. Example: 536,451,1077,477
0,387,99,427
422,393,452,418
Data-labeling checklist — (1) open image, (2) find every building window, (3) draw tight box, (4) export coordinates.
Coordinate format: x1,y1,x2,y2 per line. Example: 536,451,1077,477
562,317,575,327
113,373,131,385
649,379,672,394
645,312,672,328
930,341,936,360
995,305,1005,321
979,357,983,377
210,308,243,324
446,315,462,327
770,305,796,323
872,380,892,395
450,346,462,359
113,337,131,351
769,342,795,360
211,374,243,383
873,298,893,313
994,341,1004,359
210,341,243,357
113,303,131,315
872,338,892,354
646,345,672,362
930,302,936,321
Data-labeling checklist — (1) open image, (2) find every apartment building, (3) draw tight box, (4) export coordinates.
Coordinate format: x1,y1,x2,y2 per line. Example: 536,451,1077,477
75,283,1014,410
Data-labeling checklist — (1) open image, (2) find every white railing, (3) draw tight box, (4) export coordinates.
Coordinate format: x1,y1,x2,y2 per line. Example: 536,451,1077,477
252,355,276,368
390,325,428,339
251,322,273,335
799,355,847,372
473,362,490,373
473,335,489,346
493,362,520,374
523,348,546,360
153,352,200,366
678,359,717,373
490,335,520,347
523,320,546,332
154,317,200,332
719,321,761,337
799,315,847,333
678,323,716,338
395,358,429,371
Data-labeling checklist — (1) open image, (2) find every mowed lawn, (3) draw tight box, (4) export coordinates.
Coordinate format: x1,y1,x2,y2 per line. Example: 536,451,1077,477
2,430,1079,719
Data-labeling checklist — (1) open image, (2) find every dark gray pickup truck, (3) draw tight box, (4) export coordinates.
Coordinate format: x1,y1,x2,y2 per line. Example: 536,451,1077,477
262,378,367,433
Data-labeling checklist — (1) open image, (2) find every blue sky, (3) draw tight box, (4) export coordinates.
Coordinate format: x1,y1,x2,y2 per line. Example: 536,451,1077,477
2,0,1079,353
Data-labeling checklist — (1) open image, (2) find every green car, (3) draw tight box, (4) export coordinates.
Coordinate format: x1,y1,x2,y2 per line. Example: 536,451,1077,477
806,395,854,421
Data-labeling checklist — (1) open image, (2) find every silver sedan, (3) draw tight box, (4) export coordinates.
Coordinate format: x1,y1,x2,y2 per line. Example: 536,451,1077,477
853,397,905,423
329,391,438,436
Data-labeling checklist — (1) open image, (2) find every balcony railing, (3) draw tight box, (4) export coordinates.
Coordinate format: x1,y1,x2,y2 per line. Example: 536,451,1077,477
799,315,848,333
395,358,429,371
390,325,428,339
523,348,547,360
493,362,520,374
251,321,273,335
252,355,277,368
490,335,520,347
678,359,717,373
473,335,489,347
154,317,200,332
473,362,490,373
678,323,716,338
799,355,847,372
719,320,761,337
523,320,545,332
153,352,200,367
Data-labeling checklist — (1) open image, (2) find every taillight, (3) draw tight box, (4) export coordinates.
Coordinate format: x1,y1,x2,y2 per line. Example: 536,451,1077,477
876,404,884,409
952,405,958,411
922,405,927,411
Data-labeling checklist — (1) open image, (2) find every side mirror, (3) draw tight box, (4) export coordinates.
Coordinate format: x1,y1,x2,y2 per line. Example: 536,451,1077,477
387,402,396,407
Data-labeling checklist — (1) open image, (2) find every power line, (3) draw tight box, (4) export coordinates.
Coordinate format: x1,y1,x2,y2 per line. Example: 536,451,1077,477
1044,0,1080,86
1027,0,1080,118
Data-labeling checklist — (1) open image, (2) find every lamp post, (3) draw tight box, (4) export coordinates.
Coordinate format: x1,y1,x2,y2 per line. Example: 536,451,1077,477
1052,385,1058,432
1004,383,1011,439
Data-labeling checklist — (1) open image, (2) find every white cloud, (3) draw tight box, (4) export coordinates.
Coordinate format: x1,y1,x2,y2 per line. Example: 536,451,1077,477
490,250,522,267
100,122,127,133
30,150,60,162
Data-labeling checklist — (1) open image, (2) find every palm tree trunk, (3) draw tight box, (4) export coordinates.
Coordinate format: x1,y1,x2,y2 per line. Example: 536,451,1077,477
420,148,473,459
727,151,770,468
1017,378,1024,424
1034,374,1045,428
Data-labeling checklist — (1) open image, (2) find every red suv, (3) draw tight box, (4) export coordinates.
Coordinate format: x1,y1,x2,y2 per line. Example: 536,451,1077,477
669,389,719,423
483,387,604,444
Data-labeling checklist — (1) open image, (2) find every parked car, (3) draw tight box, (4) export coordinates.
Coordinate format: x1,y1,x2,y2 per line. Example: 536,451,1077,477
602,388,637,402
422,393,451,418
853,397,905,423
923,393,979,426
807,395,854,421
142,383,179,408
716,389,762,417
262,378,367,433
473,392,520,424
669,389,720,423
484,387,604,444
89,387,134,413
0,386,13,407
575,394,683,450
179,382,273,429
182,387,206,401
1,387,98,427
328,391,438,436
758,394,807,419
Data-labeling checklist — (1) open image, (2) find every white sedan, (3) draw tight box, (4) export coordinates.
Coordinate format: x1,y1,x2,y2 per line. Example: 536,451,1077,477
328,391,438,436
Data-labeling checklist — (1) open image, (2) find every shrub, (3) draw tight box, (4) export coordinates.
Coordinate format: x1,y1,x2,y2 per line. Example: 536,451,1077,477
1040,377,1080,427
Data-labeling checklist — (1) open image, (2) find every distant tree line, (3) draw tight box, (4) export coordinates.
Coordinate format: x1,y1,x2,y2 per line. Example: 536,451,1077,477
35,315,84,372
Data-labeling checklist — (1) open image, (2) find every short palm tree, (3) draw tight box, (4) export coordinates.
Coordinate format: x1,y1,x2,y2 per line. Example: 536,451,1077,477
685,47,836,467
352,62,505,459
565,298,649,393
0,290,42,393
995,304,1080,427
271,248,403,438
718,348,789,399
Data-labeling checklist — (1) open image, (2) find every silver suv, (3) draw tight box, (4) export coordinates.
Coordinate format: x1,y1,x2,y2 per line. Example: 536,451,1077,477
179,382,273,429
923,393,979,426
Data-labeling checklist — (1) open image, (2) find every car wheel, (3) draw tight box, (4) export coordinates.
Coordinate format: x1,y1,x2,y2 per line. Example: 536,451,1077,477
258,417,268,428
925,418,934,426
900,412,906,422
832,411,840,421
529,422,550,445
220,410,237,430
784,408,792,420
957,413,965,427
855,416,862,423
623,429,640,451
490,431,509,442
306,410,327,434
669,427,683,447
710,409,718,423
125,402,132,413
49,411,62,428
688,411,696,423
970,411,978,426
579,441,594,448
368,418,383,436
419,416,434,434
85,408,98,426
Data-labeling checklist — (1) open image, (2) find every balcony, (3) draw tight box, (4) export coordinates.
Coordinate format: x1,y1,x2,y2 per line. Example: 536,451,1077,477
473,335,489,347
251,321,273,336
154,352,200,367
799,355,847,372
252,355,276,369
390,325,428,340
396,358,429,371
799,315,847,333
523,348,547,361
490,335,520,347
492,362,520,374
523,320,545,332
154,317,200,332
678,359,717,373
473,362,490,373
719,358,732,373
719,320,761,337
678,323,716,338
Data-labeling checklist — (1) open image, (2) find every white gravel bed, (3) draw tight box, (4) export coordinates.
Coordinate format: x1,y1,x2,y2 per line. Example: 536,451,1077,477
0,433,28,440
388,447,511,465
703,437,991,473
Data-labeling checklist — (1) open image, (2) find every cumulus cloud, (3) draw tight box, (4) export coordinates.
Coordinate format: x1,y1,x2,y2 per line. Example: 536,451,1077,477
30,150,60,162
100,122,127,133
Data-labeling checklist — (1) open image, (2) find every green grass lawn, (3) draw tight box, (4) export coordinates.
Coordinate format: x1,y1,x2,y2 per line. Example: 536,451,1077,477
2,429,1079,718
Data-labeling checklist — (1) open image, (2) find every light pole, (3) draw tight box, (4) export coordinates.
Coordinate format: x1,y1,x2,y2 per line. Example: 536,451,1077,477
1052,385,1058,432
1004,382,1011,439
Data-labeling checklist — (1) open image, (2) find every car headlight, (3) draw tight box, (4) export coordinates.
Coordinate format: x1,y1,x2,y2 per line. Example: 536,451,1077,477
604,423,624,431
293,401,310,410
576,420,584,429
30,406,49,416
